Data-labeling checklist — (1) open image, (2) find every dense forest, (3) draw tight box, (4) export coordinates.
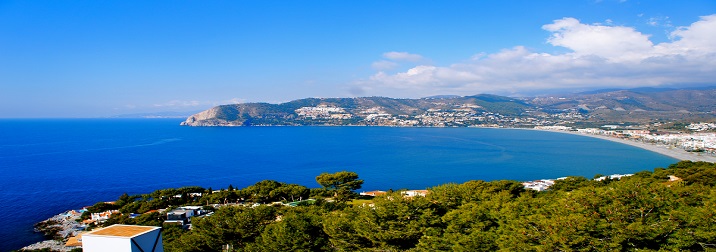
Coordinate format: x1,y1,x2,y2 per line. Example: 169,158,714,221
69,161,716,251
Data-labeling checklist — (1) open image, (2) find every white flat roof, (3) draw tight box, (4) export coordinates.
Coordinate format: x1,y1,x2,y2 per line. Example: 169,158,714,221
85,224,160,238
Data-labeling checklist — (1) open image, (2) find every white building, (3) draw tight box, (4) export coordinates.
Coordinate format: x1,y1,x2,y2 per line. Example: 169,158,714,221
295,105,347,119
82,224,163,252
402,190,429,197
522,180,556,191
594,174,633,181
90,210,120,222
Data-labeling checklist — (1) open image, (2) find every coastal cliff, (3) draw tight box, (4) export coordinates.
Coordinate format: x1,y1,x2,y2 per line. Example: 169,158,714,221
181,106,244,126
180,101,302,126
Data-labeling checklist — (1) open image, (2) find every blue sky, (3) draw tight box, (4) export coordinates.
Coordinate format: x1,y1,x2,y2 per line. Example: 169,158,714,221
1,0,715,117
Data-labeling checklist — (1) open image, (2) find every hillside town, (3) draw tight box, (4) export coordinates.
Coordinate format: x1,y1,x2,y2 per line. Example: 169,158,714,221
292,104,716,158
291,103,584,128
535,123,716,157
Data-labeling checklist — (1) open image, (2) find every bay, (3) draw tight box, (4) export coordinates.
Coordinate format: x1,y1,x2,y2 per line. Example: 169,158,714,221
0,119,676,251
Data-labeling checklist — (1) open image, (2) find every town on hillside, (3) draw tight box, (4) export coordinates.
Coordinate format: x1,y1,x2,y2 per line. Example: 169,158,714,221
292,103,716,156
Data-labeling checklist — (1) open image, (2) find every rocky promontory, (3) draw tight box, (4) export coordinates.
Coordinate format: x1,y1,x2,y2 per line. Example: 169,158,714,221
180,106,244,126
21,210,84,251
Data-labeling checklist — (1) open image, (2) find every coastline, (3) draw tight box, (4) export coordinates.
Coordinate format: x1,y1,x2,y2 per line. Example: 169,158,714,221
11,126,714,251
523,128,716,163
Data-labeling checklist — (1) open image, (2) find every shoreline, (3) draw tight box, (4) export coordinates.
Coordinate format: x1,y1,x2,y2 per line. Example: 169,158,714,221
15,126,716,251
522,128,716,163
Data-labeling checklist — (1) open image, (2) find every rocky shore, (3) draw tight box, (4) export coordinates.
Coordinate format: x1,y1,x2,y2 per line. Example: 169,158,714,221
20,240,75,252
21,210,84,251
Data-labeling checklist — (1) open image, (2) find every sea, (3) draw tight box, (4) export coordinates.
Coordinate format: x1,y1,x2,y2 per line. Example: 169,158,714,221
0,119,677,251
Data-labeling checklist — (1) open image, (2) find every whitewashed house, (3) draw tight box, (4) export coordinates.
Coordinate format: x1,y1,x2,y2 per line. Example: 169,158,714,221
82,224,163,252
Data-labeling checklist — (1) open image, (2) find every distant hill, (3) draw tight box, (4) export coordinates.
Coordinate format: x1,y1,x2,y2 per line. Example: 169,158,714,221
182,87,716,126
577,87,676,95
531,88,716,122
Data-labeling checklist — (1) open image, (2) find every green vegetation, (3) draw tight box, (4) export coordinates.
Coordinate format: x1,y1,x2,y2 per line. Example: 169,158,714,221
81,162,716,251
315,171,363,202
466,94,530,116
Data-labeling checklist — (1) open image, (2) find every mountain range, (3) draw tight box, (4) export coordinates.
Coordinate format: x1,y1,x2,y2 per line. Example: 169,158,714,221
181,87,716,127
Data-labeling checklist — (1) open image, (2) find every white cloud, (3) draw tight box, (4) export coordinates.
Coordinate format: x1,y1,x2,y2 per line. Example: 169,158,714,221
354,14,716,97
371,60,400,70
542,17,655,62
666,15,716,53
646,16,673,28
367,51,427,74
383,51,424,62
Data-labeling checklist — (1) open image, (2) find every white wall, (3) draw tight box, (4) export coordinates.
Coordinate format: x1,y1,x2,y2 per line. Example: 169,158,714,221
83,236,131,252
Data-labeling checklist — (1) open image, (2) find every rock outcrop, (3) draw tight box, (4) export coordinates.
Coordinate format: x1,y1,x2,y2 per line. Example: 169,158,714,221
180,106,244,126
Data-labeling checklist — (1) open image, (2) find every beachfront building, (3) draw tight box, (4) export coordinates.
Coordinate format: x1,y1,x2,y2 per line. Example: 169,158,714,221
534,125,572,131
90,210,120,223
82,224,163,252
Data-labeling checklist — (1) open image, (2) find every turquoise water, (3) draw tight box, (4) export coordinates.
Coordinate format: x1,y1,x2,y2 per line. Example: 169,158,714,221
0,119,676,251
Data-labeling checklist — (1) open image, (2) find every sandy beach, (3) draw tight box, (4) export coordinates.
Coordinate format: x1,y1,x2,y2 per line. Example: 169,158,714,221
526,128,716,163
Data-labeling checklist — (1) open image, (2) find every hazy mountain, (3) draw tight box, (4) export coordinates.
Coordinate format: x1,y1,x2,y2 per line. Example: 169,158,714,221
531,88,716,122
